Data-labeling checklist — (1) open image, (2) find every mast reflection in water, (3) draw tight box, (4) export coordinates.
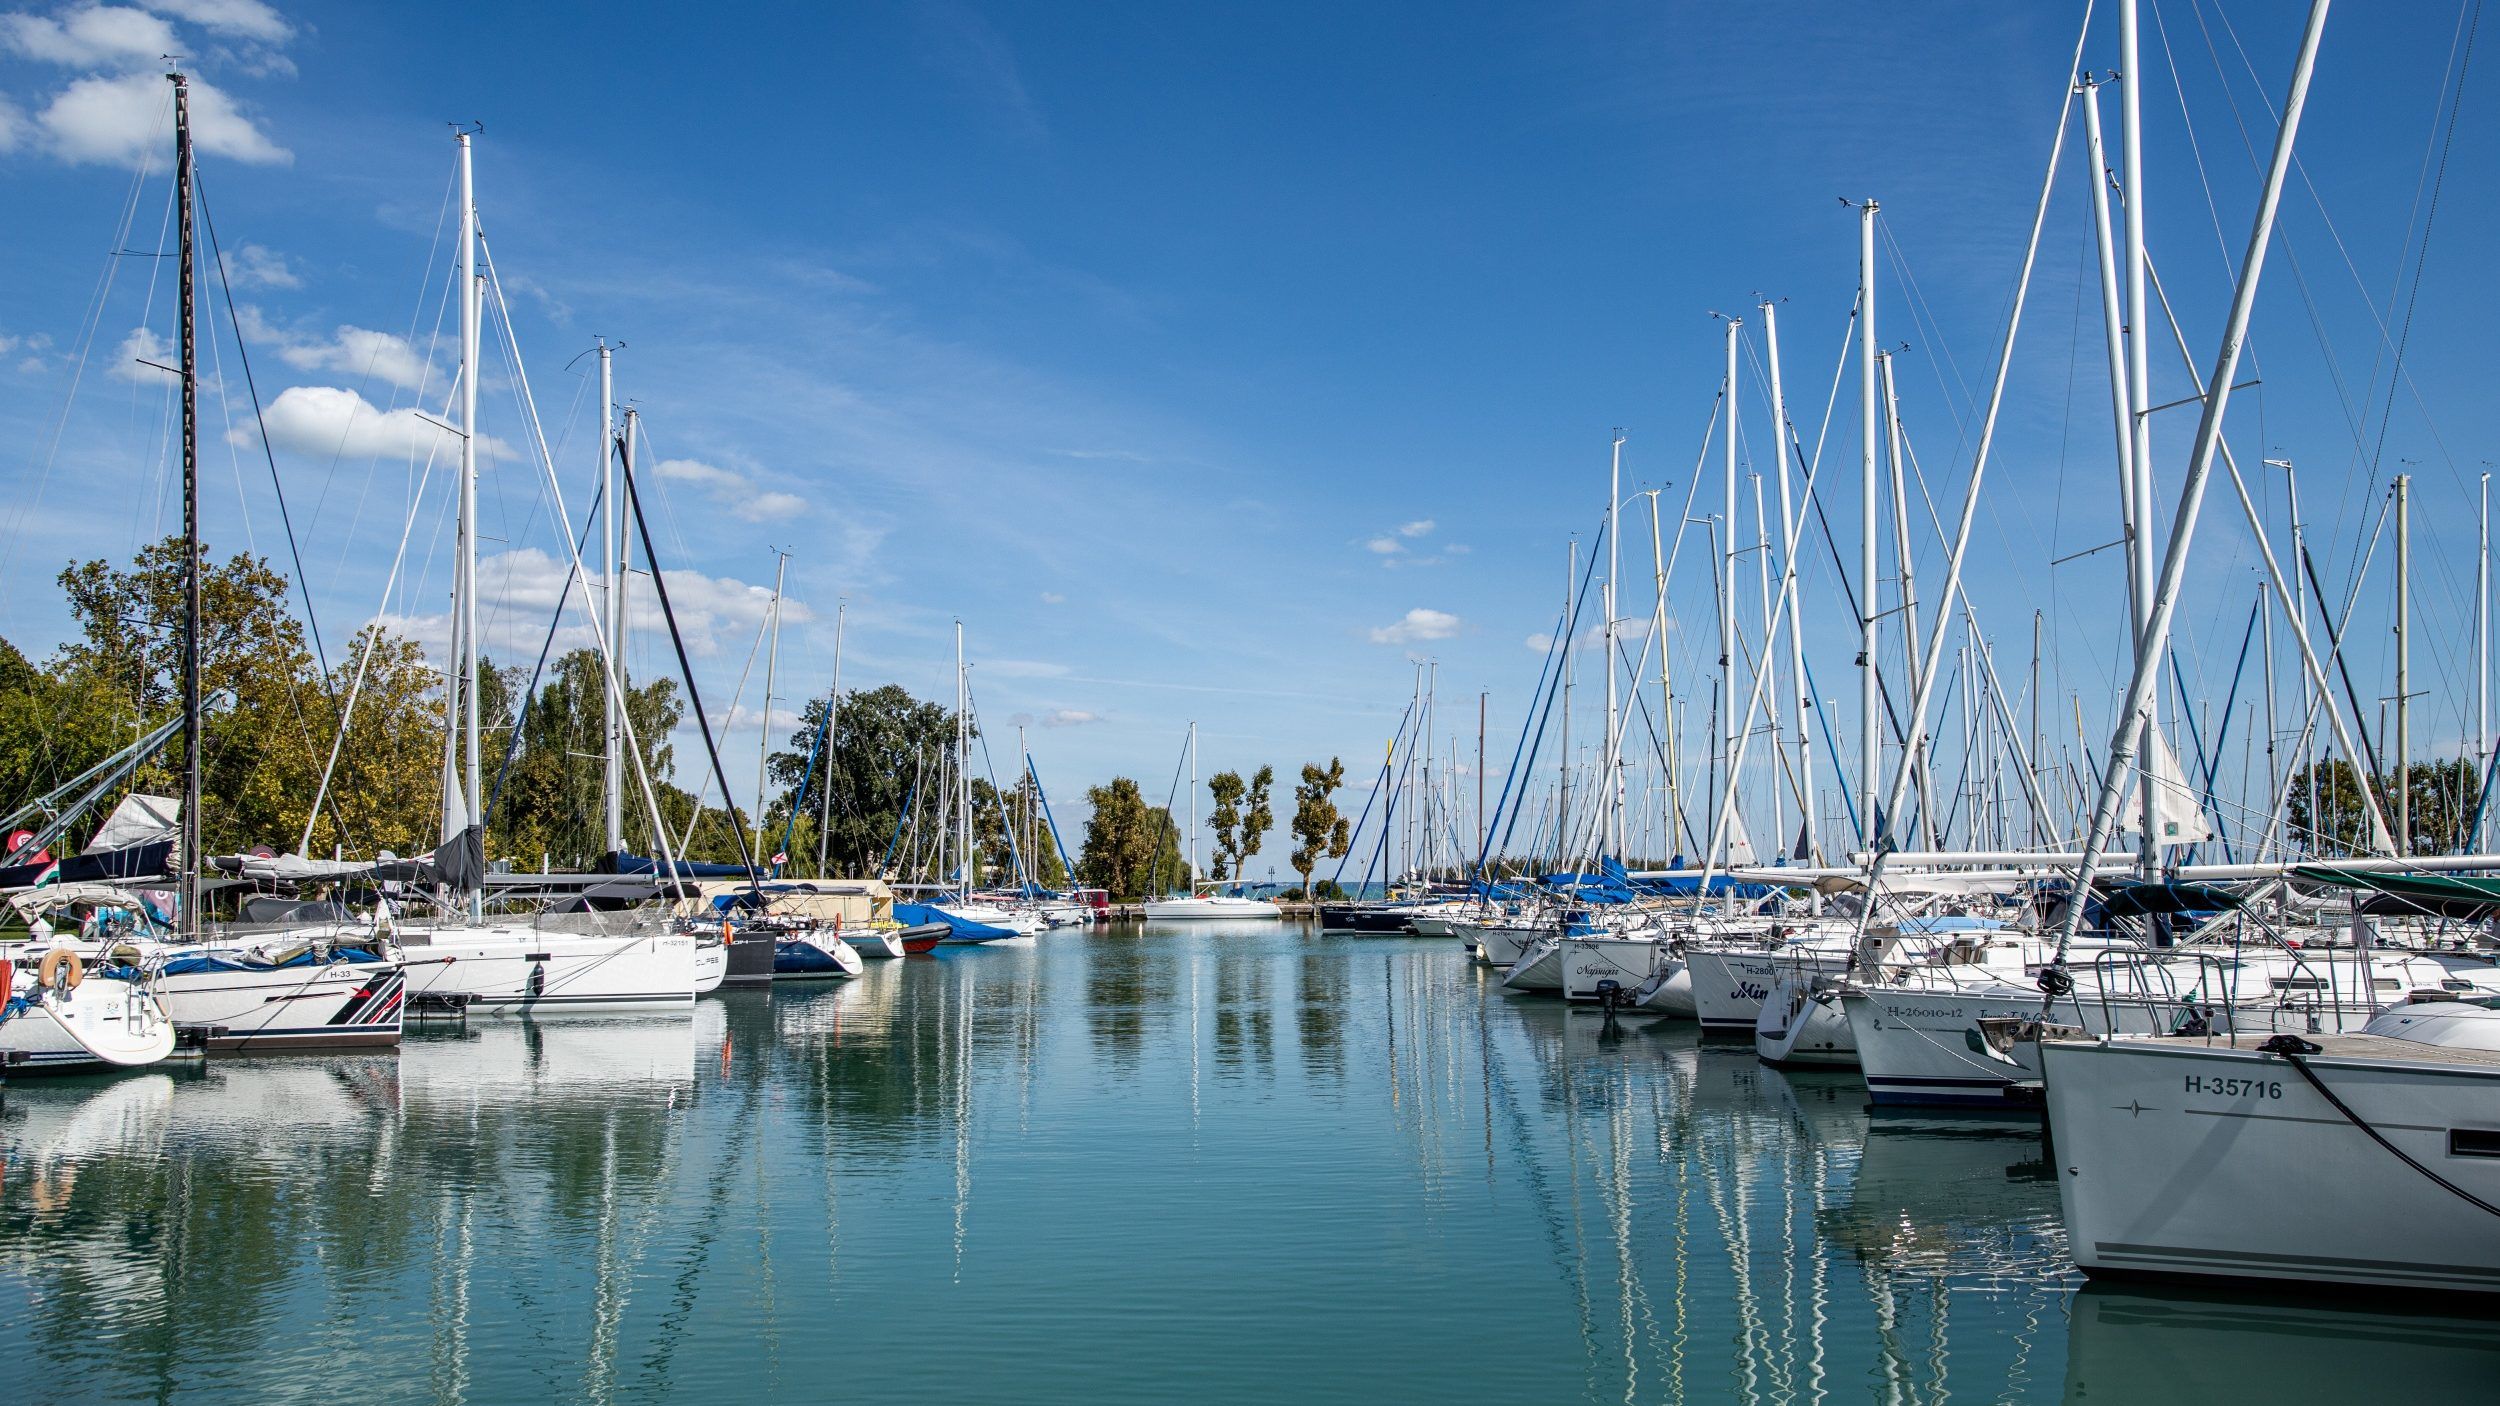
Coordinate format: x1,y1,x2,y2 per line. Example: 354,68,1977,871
5,924,2498,1402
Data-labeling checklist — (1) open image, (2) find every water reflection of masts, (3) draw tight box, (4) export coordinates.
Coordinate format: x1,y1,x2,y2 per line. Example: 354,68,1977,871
953,957,973,1280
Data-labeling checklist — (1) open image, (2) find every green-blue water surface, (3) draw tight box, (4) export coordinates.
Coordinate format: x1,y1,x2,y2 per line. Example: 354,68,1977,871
5,923,2498,1403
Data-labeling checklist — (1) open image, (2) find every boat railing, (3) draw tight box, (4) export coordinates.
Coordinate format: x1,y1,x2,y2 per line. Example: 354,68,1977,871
532,907,663,939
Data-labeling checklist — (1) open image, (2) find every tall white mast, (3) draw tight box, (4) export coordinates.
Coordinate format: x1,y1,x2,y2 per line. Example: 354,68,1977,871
2482,472,2492,850
1721,316,1742,854
1857,200,1881,843
441,128,482,915
1762,302,1816,864
2395,473,2411,854
755,550,788,868
1751,471,1782,851
1559,539,1574,857
2121,0,2162,877
2051,0,2332,954
1879,351,1936,845
819,601,845,876
1605,432,1623,858
1188,720,1199,889
956,621,971,892
599,339,623,856
1648,491,1679,857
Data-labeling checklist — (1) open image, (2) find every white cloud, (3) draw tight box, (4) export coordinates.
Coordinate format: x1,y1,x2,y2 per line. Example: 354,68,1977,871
653,456,810,524
143,0,291,43
40,70,288,168
1368,608,1460,645
376,548,808,662
1038,591,1064,605
0,93,25,151
108,324,170,381
223,241,299,288
715,703,804,732
1524,633,1552,652
1399,519,1435,538
246,384,506,462
1364,536,1402,555
1041,709,1099,727
277,324,429,391
1,5,178,67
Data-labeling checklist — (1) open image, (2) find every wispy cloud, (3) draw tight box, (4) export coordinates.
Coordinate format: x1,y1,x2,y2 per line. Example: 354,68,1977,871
1041,709,1099,727
654,457,810,524
1399,519,1435,538
915,0,1045,144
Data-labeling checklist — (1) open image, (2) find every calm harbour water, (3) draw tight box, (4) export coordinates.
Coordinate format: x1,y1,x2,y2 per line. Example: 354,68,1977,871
6,923,2499,1404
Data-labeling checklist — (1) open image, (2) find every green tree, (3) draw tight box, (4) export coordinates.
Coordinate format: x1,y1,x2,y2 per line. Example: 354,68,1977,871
1207,765,1277,882
1207,770,1245,879
481,648,686,867
56,538,337,854
2285,756,2482,856
1078,776,1181,900
1289,759,1352,901
765,684,962,877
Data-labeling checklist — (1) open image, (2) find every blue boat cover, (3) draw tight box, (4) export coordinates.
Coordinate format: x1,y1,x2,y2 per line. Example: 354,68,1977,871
893,903,1013,940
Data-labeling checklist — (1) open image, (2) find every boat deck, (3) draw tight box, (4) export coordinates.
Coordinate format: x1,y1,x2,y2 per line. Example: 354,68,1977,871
2052,1031,2500,1069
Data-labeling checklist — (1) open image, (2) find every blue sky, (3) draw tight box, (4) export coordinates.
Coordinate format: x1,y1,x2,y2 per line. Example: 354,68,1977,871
2,1,2494,869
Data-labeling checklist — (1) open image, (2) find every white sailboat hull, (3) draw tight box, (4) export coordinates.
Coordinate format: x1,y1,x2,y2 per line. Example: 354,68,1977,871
395,924,699,1014
0,975,177,1072
2044,1034,2500,1293
1501,936,1566,992
1559,935,1661,1003
1139,896,1282,921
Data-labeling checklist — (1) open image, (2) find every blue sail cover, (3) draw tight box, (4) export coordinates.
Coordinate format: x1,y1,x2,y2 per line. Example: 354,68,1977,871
893,903,1013,941
1629,875,1776,900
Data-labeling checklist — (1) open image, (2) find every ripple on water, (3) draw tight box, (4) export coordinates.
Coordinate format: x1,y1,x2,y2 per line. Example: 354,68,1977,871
5,926,2495,1403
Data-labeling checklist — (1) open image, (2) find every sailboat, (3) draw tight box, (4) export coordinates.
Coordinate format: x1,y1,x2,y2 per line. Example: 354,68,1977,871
385,130,705,1015
924,624,1041,940
1141,724,1281,921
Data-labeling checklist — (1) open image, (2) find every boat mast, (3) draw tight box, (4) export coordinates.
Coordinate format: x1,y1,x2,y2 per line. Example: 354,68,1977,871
1558,538,1574,862
956,621,970,893
1762,301,1815,865
1605,431,1623,860
1720,315,1742,859
2482,472,2492,850
820,601,844,876
755,549,788,869
1856,199,1881,845
2050,0,2331,957
1879,351,1936,845
1649,490,1679,855
1189,719,1199,890
599,340,623,858
2394,472,2410,854
1752,471,1782,851
173,71,201,941
2122,0,2163,878
461,134,482,900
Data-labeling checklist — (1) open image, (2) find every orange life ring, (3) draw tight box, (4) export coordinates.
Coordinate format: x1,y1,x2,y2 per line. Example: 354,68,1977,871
38,948,83,991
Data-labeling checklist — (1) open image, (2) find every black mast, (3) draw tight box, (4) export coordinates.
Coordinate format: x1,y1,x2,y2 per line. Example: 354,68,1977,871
173,71,202,942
